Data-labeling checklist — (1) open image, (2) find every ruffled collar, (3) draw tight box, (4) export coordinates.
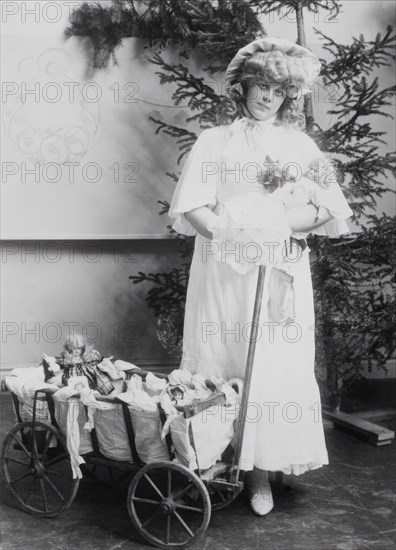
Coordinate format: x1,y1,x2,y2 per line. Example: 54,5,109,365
237,113,278,128
226,109,280,149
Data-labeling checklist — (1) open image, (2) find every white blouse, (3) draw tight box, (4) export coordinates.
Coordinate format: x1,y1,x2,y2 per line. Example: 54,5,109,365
169,115,353,243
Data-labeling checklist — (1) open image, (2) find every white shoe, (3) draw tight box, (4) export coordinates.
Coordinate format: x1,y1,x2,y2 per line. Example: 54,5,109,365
246,468,274,516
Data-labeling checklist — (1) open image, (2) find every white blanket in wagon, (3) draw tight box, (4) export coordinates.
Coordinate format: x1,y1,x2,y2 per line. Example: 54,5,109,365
160,376,242,471
5,366,58,424
4,366,162,478
53,375,170,479
121,373,243,472
6,366,242,478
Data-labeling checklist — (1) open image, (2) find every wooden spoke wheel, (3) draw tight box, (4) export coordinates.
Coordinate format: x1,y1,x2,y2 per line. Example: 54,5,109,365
127,462,211,549
200,461,242,511
81,461,133,485
207,481,240,511
1,421,79,517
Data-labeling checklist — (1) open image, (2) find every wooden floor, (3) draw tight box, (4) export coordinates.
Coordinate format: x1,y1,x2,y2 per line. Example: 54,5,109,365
1,393,395,550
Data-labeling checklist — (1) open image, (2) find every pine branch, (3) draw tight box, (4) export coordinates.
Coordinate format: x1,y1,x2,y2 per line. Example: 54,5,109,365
148,117,198,163
318,25,396,83
248,0,341,19
327,78,396,130
149,52,222,110
311,213,396,392
129,265,191,316
147,52,236,129
65,0,262,72
308,27,396,218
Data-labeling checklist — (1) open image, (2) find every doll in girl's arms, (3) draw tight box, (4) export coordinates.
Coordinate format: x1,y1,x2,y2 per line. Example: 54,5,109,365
305,156,340,189
283,156,341,219
43,334,115,395
258,154,339,208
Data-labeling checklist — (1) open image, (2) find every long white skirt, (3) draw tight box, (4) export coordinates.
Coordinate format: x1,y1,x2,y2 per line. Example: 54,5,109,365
179,233,329,475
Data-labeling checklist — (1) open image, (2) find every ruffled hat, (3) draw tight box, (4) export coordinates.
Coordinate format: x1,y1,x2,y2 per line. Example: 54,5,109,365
226,37,321,95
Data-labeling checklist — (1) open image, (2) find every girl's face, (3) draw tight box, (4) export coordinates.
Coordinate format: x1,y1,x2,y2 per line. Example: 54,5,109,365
245,83,285,121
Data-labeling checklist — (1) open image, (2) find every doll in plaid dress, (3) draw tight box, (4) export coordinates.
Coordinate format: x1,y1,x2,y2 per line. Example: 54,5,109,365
56,334,114,396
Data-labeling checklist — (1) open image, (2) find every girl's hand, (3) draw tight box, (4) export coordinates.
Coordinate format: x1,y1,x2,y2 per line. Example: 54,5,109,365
184,206,225,240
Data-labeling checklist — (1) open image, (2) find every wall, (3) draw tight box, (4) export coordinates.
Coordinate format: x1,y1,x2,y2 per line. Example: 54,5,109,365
1,4,206,238
0,2,200,376
0,239,183,377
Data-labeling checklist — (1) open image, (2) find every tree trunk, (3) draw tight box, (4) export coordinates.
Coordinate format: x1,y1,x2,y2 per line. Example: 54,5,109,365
295,3,315,133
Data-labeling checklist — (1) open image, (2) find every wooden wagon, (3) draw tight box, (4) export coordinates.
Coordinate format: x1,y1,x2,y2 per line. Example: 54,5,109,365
1,266,268,549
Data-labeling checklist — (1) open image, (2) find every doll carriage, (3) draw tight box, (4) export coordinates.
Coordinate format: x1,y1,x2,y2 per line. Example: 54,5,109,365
1,266,267,549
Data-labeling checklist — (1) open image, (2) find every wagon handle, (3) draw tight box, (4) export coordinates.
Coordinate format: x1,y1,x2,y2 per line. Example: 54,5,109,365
230,265,267,484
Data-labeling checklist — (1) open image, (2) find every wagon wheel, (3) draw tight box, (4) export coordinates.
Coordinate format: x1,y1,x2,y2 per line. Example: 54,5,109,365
81,461,132,485
127,462,211,549
205,463,242,511
1,421,79,517
207,481,241,511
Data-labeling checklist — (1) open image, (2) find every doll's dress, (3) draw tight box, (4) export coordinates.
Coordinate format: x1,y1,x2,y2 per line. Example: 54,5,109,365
168,114,353,474
57,350,115,396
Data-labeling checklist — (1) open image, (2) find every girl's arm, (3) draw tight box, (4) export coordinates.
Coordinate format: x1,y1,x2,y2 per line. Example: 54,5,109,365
184,204,334,239
184,206,219,239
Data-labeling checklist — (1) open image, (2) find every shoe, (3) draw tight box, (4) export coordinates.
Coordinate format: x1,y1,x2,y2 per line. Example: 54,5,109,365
246,468,274,516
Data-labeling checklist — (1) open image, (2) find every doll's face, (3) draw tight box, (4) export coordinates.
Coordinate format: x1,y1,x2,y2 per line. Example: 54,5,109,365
172,390,184,401
245,83,285,121
71,346,84,357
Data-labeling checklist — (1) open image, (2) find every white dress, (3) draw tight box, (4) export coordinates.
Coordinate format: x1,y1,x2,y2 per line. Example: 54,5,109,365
168,114,353,475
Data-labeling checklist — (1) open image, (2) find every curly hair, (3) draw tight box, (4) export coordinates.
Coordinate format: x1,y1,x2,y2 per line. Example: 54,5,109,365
64,333,86,353
217,51,307,130
62,333,101,363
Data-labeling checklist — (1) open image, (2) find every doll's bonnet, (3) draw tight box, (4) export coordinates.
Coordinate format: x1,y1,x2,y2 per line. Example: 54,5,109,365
226,37,321,95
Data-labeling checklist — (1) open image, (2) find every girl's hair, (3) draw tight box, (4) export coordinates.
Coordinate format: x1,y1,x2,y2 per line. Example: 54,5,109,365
217,50,307,130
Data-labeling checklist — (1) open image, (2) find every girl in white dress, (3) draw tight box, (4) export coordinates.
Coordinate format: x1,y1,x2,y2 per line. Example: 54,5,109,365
168,37,353,516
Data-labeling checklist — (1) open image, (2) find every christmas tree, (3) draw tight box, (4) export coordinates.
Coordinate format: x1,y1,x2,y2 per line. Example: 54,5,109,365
66,0,396,410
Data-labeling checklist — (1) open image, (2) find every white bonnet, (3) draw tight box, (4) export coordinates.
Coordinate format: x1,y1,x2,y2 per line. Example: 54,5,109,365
226,37,321,95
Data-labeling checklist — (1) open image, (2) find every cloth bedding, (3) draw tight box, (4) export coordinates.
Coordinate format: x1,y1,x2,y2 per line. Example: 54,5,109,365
6,364,243,475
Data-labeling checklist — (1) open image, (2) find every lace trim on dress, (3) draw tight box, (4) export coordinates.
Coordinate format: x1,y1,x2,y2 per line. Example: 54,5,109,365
278,462,327,476
240,458,329,476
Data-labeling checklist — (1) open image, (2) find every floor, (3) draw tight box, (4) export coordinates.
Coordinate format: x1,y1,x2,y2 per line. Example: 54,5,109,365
0,393,395,550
